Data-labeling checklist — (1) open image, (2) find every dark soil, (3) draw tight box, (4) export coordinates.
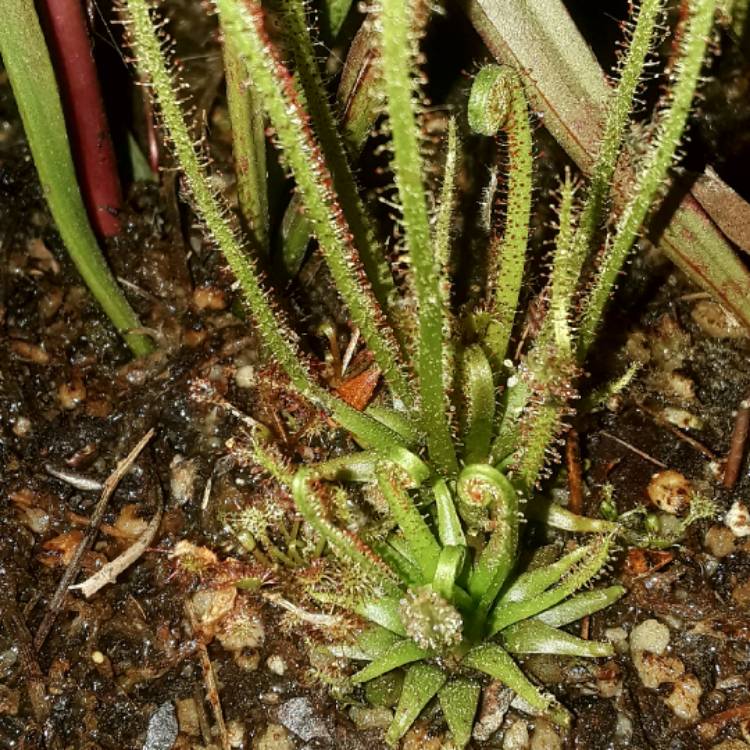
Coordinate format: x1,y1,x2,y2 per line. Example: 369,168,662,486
2,3,750,749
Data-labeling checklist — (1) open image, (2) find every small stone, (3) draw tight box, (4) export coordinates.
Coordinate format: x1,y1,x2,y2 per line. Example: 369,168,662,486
169,455,198,506
634,651,685,689
0,685,19,715
349,706,393,730
176,697,201,736
691,300,746,338
91,651,105,665
502,719,530,750
190,586,237,639
234,650,261,671
630,619,670,655
57,375,87,410
647,471,691,515
664,674,702,721
662,407,702,431
217,604,265,652
12,416,31,437
530,718,561,750
705,525,736,557
266,654,287,675
473,682,513,741
401,723,444,750
39,287,64,320
235,365,255,389
278,697,330,741
193,285,227,311
731,578,750,607
226,719,245,747
143,701,178,750
10,339,49,365
725,501,750,537
665,372,695,401
253,724,294,750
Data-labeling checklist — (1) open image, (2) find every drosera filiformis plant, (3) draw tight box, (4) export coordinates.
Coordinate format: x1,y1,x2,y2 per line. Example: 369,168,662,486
121,0,718,744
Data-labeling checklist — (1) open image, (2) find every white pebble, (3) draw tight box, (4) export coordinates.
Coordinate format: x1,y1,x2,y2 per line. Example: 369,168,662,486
630,619,670,655
725,501,750,537
266,654,287,676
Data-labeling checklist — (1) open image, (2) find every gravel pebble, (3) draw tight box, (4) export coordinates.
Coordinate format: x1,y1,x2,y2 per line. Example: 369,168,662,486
277,697,330,741
142,702,178,750
664,674,702,720
725,501,750,537
253,724,294,750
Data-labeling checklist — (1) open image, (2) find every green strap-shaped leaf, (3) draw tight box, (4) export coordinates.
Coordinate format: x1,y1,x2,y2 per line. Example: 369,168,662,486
499,544,592,604
351,639,428,684
385,662,447,746
0,0,151,357
469,65,533,377
501,619,613,658
432,546,465,600
366,405,421,449
490,535,612,634
379,0,458,477
527,500,618,533
535,585,626,628
280,0,400,334
372,540,425,586
433,479,466,547
356,625,402,659
464,466,519,613
292,470,399,594
218,0,412,409
463,643,570,726
354,597,407,636
490,374,529,463
459,344,496,464
578,0,719,356
438,679,481,749
376,468,441,580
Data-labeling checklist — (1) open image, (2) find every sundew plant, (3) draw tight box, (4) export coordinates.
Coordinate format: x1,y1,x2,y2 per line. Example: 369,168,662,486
121,0,717,745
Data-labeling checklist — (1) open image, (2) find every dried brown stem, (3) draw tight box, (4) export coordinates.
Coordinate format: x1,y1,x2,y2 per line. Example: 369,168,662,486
566,429,583,514
723,394,750,489
599,430,668,469
33,428,155,650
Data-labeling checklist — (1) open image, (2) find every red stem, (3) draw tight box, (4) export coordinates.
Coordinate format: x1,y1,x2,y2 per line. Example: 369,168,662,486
40,0,123,237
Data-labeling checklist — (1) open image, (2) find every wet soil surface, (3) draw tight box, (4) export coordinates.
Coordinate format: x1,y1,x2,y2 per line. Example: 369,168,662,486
2,5,750,750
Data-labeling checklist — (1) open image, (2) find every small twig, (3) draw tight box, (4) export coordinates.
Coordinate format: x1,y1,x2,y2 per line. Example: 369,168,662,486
723,395,750,489
599,431,668,469
341,327,360,376
697,702,750,735
45,464,103,491
33,429,155,650
70,481,163,597
580,615,590,640
2,603,48,724
637,401,719,461
201,475,213,511
566,429,583,514
185,601,230,750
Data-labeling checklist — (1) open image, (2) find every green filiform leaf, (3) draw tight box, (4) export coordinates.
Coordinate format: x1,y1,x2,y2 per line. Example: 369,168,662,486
378,0,457,476
376,467,440,580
